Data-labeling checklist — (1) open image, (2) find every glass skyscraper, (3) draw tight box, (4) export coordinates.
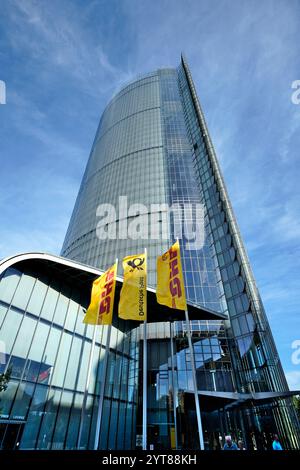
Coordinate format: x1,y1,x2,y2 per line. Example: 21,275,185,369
0,57,299,450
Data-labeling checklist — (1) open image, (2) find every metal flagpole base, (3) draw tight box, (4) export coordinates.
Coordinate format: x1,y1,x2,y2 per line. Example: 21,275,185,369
184,309,205,450
142,320,147,450
94,323,112,450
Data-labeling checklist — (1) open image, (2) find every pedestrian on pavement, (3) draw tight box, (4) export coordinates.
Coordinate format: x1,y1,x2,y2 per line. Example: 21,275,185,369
272,434,283,450
223,435,238,450
237,440,246,450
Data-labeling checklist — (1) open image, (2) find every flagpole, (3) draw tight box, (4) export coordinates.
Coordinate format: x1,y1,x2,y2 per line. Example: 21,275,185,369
94,322,111,450
169,321,178,449
177,238,205,450
77,322,97,449
184,308,205,450
94,258,118,450
142,247,147,451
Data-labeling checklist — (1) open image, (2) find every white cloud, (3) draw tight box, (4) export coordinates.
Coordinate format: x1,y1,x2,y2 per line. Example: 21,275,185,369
0,229,65,258
278,108,300,163
285,371,300,391
6,0,132,97
275,206,300,242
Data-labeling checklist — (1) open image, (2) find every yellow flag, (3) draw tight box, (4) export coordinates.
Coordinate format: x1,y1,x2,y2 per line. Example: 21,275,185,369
156,240,187,310
118,253,147,321
83,263,117,325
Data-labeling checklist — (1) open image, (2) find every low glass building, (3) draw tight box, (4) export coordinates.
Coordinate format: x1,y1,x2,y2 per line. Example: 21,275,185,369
0,253,299,450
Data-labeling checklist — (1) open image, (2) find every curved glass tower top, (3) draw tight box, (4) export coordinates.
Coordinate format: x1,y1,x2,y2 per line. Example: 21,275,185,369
62,70,168,279
61,63,224,313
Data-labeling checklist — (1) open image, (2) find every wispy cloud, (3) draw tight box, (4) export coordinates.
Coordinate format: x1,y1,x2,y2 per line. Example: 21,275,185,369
285,371,300,391
5,0,132,97
0,0,136,260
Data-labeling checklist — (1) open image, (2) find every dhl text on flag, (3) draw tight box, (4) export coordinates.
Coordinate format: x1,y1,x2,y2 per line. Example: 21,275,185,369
83,263,117,325
156,240,187,310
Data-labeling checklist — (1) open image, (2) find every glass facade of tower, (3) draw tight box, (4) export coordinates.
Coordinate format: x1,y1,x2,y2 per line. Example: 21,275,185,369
61,65,226,316
62,71,169,287
61,57,300,449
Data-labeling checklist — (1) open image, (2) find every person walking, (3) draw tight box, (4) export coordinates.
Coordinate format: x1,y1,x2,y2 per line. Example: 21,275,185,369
223,435,238,450
272,434,283,450
237,440,246,450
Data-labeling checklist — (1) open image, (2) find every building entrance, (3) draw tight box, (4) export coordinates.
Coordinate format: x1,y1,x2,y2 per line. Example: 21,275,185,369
0,422,25,450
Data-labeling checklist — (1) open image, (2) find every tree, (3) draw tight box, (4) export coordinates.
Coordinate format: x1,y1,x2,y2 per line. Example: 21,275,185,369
0,368,11,393
293,396,300,420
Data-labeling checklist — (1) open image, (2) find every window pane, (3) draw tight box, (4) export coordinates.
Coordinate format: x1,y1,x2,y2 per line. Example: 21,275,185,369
10,382,35,420
27,279,48,316
0,308,23,357
20,384,49,449
52,391,73,449
37,389,61,449
9,316,37,377
12,274,35,310
50,332,72,388
0,268,21,305
42,285,61,323
65,393,83,449
64,337,82,389
24,322,50,381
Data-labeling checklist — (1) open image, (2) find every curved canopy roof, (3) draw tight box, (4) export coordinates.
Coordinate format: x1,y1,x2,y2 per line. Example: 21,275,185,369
0,252,228,323
184,389,300,412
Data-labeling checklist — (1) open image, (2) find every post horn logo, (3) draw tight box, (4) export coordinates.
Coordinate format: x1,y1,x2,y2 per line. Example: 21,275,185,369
127,257,145,272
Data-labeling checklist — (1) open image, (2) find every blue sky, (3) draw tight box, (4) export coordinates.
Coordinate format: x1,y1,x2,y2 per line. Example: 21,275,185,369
0,0,300,388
